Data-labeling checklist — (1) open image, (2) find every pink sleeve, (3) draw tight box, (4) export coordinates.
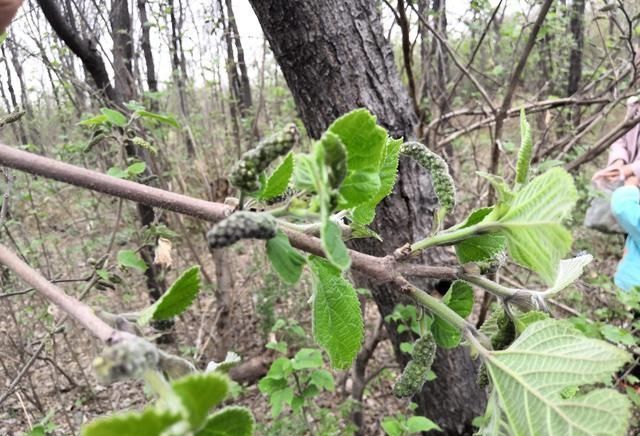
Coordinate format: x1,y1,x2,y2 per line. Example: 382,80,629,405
608,136,630,165
631,160,640,179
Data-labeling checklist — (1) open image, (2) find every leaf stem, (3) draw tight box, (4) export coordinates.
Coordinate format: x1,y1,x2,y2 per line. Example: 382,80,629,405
410,223,486,253
461,274,520,299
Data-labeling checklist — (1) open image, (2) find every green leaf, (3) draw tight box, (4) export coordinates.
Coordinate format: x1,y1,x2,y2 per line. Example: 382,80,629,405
135,110,180,129
381,417,403,436
100,108,128,128
318,132,347,189
320,220,351,271
455,234,506,264
264,357,293,380
352,137,402,225
406,416,442,433
513,310,549,334
260,152,294,200
266,231,306,284
542,254,593,296
81,407,180,436
0,33,7,47
171,372,229,430
515,108,533,185
492,168,577,284
481,320,631,436
310,369,335,391
78,114,108,126
477,172,514,206
292,348,324,370
107,167,129,179
309,257,363,369
138,266,201,325
432,281,473,348
293,154,316,191
599,324,637,346
338,170,381,208
117,249,148,272
328,108,387,175
268,387,294,417
195,406,254,436
126,161,146,176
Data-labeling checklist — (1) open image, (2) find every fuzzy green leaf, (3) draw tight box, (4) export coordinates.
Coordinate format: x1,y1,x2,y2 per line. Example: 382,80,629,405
126,161,146,176
481,320,631,436
135,110,180,129
170,372,229,431
321,220,351,271
493,168,577,284
432,280,473,348
352,137,402,225
117,249,147,272
339,170,381,208
542,254,593,296
407,416,442,433
318,132,347,189
81,407,180,436
456,234,506,264
292,348,324,370
328,108,387,175
515,109,533,185
195,406,254,436
260,152,294,200
100,108,128,128
138,266,201,325
309,257,363,369
266,231,306,284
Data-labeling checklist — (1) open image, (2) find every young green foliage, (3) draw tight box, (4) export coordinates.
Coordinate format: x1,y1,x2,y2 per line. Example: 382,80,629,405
515,108,533,185
478,320,631,436
258,152,294,201
266,230,306,284
138,266,201,326
309,257,363,369
431,281,474,348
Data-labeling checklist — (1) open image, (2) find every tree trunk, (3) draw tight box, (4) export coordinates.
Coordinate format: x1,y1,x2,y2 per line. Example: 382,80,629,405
248,1,487,433
567,0,585,96
137,0,159,109
218,0,242,156
225,0,253,116
168,0,195,156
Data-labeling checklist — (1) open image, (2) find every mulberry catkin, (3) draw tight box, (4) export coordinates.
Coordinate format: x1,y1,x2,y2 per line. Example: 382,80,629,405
207,212,277,249
401,141,456,213
230,123,299,192
93,337,160,384
393,332,437,398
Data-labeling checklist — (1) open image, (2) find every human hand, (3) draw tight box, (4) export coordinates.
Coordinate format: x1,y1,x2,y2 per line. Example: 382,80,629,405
625,176,639,187
0,0,23,34
592,159,624,182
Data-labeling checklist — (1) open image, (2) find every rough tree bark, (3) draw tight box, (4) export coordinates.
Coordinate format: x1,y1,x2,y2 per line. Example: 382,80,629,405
225,0,252,116
167,0,195,156
137,0,159,109
248,1,486,433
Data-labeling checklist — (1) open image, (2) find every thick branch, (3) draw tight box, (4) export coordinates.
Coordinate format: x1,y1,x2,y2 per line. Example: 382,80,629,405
0,243,118,342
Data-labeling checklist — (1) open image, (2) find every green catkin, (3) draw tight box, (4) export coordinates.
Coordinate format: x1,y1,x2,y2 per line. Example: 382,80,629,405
93,337,160,384
393,332,437,398
230,123,300,192
492,309,516,351
477,308,515,388
207,212,277,249
400,141,456,213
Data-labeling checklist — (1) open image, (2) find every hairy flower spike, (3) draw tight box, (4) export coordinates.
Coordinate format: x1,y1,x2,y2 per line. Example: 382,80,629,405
393,332,437,398
401,141,456,213
492,309,516,350
207,211,277,249
230,123,300,192
93,337,160,384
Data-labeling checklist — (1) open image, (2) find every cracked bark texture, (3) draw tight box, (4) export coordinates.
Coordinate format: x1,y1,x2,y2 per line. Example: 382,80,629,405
248,0,486,433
